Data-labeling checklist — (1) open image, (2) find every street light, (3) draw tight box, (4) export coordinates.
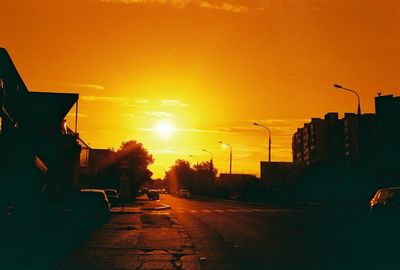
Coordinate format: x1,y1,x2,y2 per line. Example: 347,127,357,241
333,84,361,115
202,149,213,165
189,154,199,166
219,141,232,174
253,122,271,162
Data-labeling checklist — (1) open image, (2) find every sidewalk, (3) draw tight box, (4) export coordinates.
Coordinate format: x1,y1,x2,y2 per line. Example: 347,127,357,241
55,199,199,270
111,196,171,213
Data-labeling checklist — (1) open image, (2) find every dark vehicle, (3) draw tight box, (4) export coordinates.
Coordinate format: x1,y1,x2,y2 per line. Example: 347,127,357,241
370,187,400,212
103,189,120,207
66,189,111,227
147,189,160,200
179,189,190,198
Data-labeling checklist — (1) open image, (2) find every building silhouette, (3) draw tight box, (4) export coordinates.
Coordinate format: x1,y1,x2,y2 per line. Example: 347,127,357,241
292,113,345,165
288,93,400,202
0,48,81,205
375,94,400,186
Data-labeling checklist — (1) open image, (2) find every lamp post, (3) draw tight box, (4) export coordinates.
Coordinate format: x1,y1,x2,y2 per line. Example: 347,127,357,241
189,155,199,166
202,149,213,165
219,141,232,174
253,122,271,163
333,84,361,115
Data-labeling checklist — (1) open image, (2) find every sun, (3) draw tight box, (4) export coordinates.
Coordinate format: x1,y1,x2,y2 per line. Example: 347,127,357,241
154,121,175,138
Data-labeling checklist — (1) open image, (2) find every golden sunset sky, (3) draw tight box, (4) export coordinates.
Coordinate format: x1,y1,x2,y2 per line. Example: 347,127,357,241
1,0,399,178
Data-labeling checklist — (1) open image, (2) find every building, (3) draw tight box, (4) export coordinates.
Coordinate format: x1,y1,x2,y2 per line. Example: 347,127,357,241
375,94,400,185
0,48,81,203
260,161,305,201
292,113,345,165
217,173,259,199
342,113,376,165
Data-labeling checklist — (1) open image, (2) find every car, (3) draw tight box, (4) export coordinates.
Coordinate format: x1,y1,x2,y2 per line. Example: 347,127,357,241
370,187,400,212
147,189,160,200
73,189,111,225
179,189,190,198
103,189,120,207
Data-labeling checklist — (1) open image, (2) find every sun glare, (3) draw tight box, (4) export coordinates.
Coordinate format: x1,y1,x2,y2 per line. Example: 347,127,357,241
154,121,175,138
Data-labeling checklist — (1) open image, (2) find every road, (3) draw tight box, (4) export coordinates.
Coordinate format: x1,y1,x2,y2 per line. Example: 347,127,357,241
10,194,399,270
160,194,400,270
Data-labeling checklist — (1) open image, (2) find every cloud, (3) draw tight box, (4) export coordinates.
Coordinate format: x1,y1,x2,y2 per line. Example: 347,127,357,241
101,0,251,13
160,99,189,107
251,118,310,126
198,1,248,13
122,113,145,119
145,111,174,118
134,98,150,104
80,95,129,102
71,83,106,91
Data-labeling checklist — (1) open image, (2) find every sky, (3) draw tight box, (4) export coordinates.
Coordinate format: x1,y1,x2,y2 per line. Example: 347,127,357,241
1,0,399,178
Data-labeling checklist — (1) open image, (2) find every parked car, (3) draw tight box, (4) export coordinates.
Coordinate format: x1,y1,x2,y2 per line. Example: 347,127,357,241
103,189,120,207
70,189,111,225
179,189,190,198
147,189,160,200
370,187,400,212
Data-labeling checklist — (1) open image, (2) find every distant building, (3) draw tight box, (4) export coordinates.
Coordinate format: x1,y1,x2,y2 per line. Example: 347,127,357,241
292,113,345,165
375,94,400,185
260,161,305,201
342,113,376,165
292,112,377,167
217,173,258,199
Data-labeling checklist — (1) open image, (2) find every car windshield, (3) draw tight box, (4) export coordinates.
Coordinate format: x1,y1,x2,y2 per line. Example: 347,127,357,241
387,189,400,202
105,190,118,197
78,192,107,205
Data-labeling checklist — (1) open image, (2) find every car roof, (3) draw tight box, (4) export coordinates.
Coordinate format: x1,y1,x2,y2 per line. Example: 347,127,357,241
377,187,400,192
80,188,106,194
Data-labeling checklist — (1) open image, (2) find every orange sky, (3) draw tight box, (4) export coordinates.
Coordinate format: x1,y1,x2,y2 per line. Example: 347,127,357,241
1,0,399,178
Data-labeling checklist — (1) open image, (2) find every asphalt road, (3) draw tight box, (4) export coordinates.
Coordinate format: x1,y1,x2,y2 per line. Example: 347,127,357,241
160,194,400,270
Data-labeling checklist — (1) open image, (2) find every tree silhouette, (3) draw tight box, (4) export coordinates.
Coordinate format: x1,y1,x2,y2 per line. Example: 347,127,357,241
165,159,194,193
192,161,217,194
115,140,154,196
165,160,217,195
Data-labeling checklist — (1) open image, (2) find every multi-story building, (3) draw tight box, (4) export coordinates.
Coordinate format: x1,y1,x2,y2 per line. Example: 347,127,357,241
292,113,344,165
342,113,376,165
375,94,400,184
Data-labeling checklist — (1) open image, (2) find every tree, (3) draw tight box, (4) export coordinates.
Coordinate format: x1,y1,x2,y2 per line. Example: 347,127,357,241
115,140,154,196
165,159,194,193
165,160,217,195
192,161,217,194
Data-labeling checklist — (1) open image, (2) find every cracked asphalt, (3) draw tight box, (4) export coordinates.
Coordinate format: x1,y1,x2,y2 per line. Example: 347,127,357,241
55,211,200,270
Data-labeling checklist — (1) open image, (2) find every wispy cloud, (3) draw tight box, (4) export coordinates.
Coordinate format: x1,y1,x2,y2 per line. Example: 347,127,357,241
122,113,145,119
71,83,106,91
101,0,251,13
145,111,174,118
121,98,151,108
198,1,248,13
135,98,150,104
81,95,129,102
160,99,188,107
52,82,106,92
250,118,310,126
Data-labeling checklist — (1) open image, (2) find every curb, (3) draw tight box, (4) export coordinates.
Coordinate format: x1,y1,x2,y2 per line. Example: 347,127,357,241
141,203,171,211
